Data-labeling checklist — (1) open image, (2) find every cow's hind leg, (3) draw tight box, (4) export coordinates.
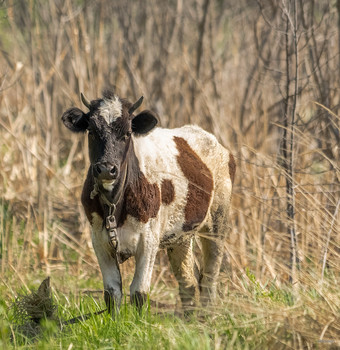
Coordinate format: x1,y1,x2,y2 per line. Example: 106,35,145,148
199,235,223,305
199,205,229,306
167,238,198,311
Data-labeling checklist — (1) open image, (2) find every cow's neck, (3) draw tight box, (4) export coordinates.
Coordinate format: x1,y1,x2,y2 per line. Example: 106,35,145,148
97,137,141,225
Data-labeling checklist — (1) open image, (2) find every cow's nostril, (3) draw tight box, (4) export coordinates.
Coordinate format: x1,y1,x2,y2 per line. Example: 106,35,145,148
109,166,117,176
96,164,102,174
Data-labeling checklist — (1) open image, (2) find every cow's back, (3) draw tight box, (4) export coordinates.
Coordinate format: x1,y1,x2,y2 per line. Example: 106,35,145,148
133,124,231,180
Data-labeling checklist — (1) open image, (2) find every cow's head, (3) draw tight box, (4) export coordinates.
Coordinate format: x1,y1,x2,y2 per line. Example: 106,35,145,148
62,91,158,187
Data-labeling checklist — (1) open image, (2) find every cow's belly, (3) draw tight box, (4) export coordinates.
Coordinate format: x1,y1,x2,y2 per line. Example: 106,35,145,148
116,192,211,259
117,220,194,253
158,216,210,249
159,230,193,249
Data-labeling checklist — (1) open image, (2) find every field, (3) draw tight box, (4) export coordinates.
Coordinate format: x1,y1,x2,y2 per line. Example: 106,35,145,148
0,0,339,349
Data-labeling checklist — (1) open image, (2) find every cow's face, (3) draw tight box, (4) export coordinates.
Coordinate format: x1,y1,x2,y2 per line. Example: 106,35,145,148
62,91,158,187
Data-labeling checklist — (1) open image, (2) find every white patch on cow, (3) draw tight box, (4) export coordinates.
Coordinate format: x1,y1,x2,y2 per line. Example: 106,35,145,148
116,220,141,257
99,95,122,124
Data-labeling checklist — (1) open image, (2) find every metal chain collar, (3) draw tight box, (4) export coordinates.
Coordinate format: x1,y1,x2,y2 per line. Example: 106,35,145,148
90,179,118,249
105,203,118,249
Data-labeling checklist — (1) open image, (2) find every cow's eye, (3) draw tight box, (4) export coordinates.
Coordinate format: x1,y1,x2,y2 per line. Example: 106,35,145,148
122,131,132,141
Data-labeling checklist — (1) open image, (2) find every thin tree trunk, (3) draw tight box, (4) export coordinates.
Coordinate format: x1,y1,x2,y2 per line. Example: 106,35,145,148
191,0,210,111
282,0,299,285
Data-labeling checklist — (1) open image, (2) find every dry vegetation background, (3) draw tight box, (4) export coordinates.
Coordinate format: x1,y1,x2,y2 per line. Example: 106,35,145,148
0,0,340,346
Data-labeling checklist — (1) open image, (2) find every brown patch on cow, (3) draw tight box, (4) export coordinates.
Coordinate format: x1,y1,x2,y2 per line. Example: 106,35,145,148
161,179,175,205
81,167,104,223
119,172,161,225
228,153,236,184
173,137,214,232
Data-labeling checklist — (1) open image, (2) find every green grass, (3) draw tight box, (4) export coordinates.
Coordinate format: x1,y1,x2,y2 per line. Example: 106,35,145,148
0,275,267,349
1,272,339,349
0,292,256,349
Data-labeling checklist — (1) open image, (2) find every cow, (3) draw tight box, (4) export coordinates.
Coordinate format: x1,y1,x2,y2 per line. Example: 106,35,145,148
61,90,235,314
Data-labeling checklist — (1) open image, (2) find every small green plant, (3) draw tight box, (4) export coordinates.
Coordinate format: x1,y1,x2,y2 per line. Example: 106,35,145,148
244,268,294,306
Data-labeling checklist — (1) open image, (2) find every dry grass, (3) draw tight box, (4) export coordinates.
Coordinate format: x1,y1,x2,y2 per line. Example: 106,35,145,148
0,0,339,348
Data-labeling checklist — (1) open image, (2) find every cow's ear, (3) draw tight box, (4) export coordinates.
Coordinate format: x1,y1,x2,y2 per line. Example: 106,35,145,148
131,110,158,135
62,107,88,133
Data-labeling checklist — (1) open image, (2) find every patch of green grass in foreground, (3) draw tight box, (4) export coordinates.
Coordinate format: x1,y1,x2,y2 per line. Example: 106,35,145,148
0,288,267,350
1,272,339,349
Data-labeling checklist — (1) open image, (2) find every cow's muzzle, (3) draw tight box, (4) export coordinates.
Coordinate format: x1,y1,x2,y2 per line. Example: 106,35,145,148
93,162,119,182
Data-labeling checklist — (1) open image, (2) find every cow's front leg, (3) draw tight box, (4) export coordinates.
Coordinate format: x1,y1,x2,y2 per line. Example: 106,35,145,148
91,215,122,315
130,236,158,310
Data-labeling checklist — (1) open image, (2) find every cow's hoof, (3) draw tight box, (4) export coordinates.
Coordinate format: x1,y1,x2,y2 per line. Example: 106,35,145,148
104,287,122,316
130,291,147,310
